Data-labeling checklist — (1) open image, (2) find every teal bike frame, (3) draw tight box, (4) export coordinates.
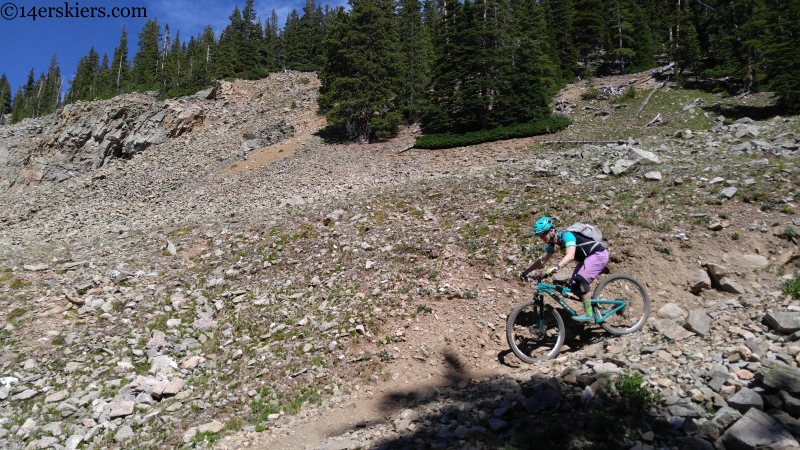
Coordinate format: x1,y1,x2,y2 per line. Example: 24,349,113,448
535,279,626,323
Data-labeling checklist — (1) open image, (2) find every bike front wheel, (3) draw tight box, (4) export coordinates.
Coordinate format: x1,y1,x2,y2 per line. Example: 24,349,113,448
506,299,565,363
592,274,650,336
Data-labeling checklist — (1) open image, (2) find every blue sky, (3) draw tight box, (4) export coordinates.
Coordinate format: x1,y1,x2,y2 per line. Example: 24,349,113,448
0,0,348,94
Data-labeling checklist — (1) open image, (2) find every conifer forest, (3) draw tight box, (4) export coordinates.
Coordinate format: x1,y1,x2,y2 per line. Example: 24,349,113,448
2,0,799,143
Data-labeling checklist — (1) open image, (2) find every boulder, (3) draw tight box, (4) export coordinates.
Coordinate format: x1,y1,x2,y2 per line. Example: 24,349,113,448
722,253,770,269
719,277,745,294
728,387,764,413
628,147,662,164
764,312,800,334
683,310,712,336
611,159,637,175
761,360,800,394
644,171,662,180
690,270,712,294
721,408,799,450
706,263,729,285
658,303,687,319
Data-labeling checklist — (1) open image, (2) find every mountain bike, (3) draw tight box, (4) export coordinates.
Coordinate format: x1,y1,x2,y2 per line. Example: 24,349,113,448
506,273,650,363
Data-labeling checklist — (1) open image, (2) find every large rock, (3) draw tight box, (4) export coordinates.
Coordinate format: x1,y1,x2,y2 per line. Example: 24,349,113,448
683,309,712,336
719,277,745,294
722,253,770,269
108,401,134,418
611,159,637,175
705,263,729,285
728,387,764,413
721,408,799,450
713,406,743,429
691,270,712,294
764,312,800,334
761,360,800,394
658,303,687,319
628,147,662,164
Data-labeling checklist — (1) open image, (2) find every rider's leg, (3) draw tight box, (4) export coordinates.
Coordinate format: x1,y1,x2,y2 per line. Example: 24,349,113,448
570,250,610,322
569,274,594,321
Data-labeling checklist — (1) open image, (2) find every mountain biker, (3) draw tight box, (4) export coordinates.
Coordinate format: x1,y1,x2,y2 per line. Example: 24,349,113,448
519,217,609,322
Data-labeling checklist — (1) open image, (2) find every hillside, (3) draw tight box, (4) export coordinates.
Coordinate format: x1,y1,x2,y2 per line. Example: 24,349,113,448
0,71,799,450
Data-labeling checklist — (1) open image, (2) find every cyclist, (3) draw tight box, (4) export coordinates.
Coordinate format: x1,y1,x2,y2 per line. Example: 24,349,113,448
519,217,609,322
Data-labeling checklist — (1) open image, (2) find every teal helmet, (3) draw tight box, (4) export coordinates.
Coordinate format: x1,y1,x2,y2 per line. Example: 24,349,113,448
532,217,554,236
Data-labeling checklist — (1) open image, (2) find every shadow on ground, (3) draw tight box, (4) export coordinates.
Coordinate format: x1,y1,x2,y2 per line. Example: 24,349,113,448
317,348,709,450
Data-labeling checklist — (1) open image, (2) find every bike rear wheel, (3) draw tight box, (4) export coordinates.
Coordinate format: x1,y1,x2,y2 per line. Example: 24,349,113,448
506,298,565,363
592,274,650,335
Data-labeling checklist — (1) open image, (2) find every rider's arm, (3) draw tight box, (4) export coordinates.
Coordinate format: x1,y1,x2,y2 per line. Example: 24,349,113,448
554,246,575,271
522,252,552,275
551,231,577,272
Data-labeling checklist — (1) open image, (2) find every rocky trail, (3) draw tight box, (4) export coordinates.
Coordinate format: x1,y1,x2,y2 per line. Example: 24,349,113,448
0,70,799,450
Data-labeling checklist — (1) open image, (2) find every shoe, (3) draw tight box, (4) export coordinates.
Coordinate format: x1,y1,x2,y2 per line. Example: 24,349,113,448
571,314,595,322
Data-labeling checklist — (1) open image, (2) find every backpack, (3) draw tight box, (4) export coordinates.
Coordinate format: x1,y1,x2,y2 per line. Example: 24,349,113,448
566,222,604,257
566,222,603,243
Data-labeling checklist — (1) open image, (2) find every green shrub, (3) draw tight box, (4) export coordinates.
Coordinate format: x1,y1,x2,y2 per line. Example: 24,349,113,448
414,116,571,150
617,373,659,407
781,273,800,300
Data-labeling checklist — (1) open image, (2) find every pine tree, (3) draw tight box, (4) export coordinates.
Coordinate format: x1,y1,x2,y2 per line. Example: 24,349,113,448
292,0,324,71
10,70,37,121
397,0,433,123
239,0,266,78
217,7,244,78
673,19,701,80
497,0,556,123
758,0,800,106
0,73,12,116
39,54,62,115
131,19,163,91
573,0,607,74
542,0,579,80
423,0,465,133
10,86,24,124
109,26,131,94
282,10,302,70
263,10,281,71
318,0,403,142
628,2,655,72
606,0,636,74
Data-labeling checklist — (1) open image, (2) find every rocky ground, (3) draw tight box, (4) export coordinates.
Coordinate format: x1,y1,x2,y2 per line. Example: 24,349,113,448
0,69,799,450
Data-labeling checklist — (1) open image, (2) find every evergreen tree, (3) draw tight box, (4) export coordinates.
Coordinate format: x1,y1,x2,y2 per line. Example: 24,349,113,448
497,0,556,122
216,6,244,78
39,54,62,115
397,0,433,123
131,19,163,91
282,9,302,70
263,10,282,71
109,26,131,94
542,0,579,80
0,73,11,116
292,0,324,71
606,0,636,74
423,0,465,132
10,70,36,122
628,2,655,72
239,0,266,77
10,86,24,124
573,0,607,74
318,0,403,142
673,19,701,79
759,0,800,106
